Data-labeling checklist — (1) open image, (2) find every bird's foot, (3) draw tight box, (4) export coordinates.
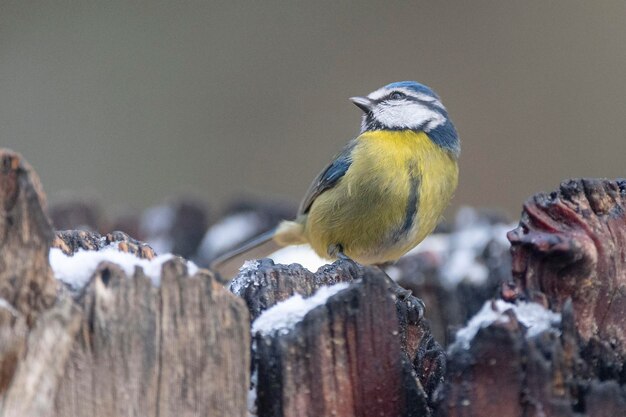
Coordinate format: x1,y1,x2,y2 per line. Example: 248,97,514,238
338,252,361,273
328,244,363,275
374,263,424,320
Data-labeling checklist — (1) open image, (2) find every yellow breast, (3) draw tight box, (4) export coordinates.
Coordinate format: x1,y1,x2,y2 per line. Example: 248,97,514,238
304,130,458,264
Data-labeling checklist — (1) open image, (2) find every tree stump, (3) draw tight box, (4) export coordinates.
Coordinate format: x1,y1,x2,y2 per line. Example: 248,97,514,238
508,179,626,355
0,149,250,417
440,178,626,416
231,259,444,417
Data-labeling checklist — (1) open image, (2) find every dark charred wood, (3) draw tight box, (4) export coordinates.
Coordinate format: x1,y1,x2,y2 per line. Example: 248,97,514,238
440,301,576,417
584,381,626,417
53,229,156,259
231,259,444,416
230,258,358,321
442,312,527,417
441,303,626,417
254,273,425,417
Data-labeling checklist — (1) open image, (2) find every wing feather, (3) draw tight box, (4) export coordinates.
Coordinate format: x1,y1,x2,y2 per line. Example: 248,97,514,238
298,140,357,215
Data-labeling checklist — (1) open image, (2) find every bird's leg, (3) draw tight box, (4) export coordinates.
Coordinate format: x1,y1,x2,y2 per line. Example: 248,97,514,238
337,251,352,262
327,243,342,259
374,261,394,270
374,262,414,300
374,263,423,319
328,243,361,272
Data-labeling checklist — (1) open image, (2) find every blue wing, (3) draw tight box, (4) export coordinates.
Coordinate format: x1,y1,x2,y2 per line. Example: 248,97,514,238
298,140,357,215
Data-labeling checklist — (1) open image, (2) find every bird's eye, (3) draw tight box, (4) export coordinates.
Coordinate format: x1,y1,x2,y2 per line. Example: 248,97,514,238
389,91,406,100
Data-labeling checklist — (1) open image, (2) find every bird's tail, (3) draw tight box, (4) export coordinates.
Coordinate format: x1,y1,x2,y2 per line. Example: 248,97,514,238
210,220,306,279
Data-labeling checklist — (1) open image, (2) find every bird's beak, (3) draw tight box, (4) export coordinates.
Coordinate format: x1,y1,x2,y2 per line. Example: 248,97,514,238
350,96,374,113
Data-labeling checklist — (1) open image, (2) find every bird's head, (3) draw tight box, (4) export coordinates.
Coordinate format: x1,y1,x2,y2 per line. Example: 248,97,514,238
351,81,460,156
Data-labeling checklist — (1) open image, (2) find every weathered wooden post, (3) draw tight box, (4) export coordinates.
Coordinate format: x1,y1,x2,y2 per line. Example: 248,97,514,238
231,259,444,417
0,149,250,417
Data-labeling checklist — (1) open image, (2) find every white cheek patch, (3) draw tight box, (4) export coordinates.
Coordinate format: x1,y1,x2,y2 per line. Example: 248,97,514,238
372,102,446,131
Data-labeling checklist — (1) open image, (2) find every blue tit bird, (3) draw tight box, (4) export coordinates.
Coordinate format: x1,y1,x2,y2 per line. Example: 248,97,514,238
212,81,460,277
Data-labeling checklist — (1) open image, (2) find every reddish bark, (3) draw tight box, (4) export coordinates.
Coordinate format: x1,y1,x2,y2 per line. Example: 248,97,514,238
507,179,626,354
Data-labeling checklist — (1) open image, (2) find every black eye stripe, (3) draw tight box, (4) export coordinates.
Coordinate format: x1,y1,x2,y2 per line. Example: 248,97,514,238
369,93,441,111
373,95,410,104
373,95,433,106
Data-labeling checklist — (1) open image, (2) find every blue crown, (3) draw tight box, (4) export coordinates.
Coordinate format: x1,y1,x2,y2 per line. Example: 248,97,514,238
384,81,440,99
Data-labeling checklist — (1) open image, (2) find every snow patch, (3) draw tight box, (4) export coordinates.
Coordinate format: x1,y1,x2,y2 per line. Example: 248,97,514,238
50,246,198,289
450,300,562,351
409,233,450,255
198,212,261,260
228,261,263,296
240,260,260,273
442,248,489,287
251,282,350,336
268,245,327,273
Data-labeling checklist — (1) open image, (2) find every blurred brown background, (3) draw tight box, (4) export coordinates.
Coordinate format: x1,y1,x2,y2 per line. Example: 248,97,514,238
2,1,625,219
